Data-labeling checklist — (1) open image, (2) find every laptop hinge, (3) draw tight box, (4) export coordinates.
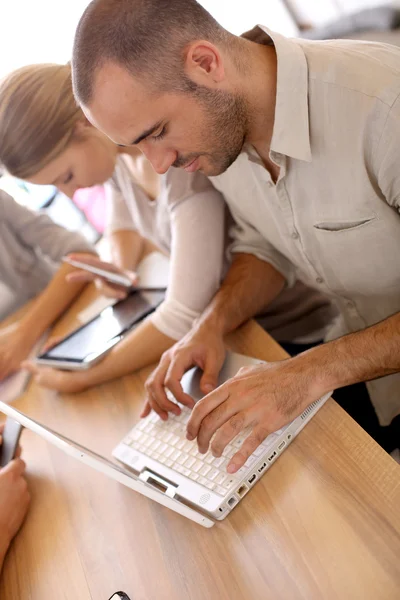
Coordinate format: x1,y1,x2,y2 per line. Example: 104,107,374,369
139,469,177,499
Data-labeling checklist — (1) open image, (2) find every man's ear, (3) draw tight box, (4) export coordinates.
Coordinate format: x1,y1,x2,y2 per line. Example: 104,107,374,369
184,40,225,87
72,116,93,138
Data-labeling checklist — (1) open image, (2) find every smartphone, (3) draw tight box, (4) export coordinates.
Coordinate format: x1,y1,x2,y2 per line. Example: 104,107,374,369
35,291,164,370
63,256,133,287
0,418,23,467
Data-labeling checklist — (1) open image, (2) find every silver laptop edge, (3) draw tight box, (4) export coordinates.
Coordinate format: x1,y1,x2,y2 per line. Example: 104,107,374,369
0,400,214,528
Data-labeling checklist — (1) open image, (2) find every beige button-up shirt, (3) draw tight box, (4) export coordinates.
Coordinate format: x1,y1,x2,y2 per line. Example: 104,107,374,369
211,26,400,425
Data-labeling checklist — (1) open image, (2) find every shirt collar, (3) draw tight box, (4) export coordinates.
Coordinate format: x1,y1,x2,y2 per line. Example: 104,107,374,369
243,25,312,163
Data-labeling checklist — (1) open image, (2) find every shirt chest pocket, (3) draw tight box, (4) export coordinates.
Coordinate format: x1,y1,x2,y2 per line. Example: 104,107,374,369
309,214,400,295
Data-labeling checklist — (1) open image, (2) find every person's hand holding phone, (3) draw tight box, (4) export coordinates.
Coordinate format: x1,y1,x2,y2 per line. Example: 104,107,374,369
0,424,30,572
65,253,138,300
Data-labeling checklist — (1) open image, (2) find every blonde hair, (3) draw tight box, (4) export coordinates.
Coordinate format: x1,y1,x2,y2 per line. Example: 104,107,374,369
0,63,84,179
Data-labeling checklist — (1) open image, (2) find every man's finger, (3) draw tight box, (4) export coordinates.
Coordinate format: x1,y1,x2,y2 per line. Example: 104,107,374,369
140,400,152,419
199,350,225,394
164,354,199,408
186,384,230,441
144,358,172,416
226,426,270,473
201,410,248,456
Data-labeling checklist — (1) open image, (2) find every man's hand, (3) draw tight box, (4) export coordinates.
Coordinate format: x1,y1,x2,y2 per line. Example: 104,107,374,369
186,357,324,474
22,361,90,394
66,253,137,300
0,322,37,381
142,324,226,421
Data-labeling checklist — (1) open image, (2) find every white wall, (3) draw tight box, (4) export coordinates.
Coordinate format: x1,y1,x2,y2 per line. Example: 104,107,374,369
0,1,299,80
0,0,89,77
287,0,398,27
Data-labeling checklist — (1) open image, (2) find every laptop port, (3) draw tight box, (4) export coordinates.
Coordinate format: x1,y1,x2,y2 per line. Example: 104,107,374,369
278,441,286,451
228,496,238,508
258,462,267,474
248,473,257,485
267,451,277,462
237,484,248,497
287,434,292,440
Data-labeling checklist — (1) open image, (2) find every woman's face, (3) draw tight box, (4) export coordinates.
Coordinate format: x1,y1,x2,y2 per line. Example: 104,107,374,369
27,127,118,198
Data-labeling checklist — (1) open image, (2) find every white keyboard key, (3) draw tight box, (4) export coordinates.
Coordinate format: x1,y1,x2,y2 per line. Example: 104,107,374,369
158,455,167,464
207,468,220,481
191,473,199,481
170,435,180,446
216,486,227,496
176,439,186,450
158,443,167,454
205,454,215,464
215,473,226,485
152,440,161,452
160,432,173,443
199,465,212,477
232,436,247,448
204,481,215,490
223,477,237,489
198,476,208,486
244,455,257,468
164,447,175,458
212,456,226,468
184,456,196,469
181,467,191,477
153,452,160,460
170,450,181,461
182,440,192,452
177,453,189,465
165,459,173,467
252,445,266,457
192,460,203,473
175,465,184,474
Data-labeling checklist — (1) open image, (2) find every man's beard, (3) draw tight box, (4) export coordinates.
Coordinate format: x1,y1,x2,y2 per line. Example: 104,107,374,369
174,80,248,176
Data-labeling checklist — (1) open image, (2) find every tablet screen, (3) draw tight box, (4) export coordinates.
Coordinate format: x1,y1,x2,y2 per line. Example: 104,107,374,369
40,292,161,362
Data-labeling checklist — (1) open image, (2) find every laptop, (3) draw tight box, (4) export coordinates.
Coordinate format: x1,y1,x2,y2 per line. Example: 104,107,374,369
113,351,332,520
0,351,331,526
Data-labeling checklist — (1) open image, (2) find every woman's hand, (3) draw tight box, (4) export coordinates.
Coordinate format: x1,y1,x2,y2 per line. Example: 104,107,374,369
65,253,138,300
22,361,91,394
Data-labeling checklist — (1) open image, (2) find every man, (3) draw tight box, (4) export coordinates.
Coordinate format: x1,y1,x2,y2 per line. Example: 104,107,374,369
72,0,400,474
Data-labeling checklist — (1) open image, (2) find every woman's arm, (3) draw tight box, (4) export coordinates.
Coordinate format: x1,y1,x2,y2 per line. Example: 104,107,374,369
0,261,93,380
108,229,145,271
24,316,175,393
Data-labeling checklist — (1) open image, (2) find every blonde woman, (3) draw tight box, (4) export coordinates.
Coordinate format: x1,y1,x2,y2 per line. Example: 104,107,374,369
0,188,96,380
0,64,226,399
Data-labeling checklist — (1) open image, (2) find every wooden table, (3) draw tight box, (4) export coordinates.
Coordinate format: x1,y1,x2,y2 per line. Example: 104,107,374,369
1,288,400,600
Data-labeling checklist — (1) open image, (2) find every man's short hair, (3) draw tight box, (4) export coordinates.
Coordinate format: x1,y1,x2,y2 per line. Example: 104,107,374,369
72,0,231,106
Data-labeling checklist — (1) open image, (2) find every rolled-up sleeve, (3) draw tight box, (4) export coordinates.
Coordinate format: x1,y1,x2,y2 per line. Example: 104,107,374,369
151,187,226,340
228,203,297,287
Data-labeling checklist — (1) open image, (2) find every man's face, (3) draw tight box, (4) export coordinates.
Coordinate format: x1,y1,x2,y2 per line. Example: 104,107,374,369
84,62,248,176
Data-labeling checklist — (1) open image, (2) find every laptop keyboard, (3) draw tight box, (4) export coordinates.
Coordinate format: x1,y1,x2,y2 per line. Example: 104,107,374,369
122,406,288,497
